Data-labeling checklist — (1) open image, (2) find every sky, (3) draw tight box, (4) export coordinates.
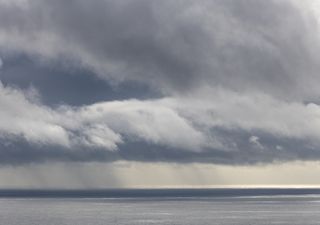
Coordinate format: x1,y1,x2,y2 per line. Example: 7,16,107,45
0,0,320,188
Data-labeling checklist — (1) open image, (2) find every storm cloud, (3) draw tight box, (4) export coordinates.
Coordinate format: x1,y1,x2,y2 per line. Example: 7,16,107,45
0,0,320,165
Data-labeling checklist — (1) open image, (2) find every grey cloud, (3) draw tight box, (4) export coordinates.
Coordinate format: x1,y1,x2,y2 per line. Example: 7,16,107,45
0,0,319,99
0,0,320,165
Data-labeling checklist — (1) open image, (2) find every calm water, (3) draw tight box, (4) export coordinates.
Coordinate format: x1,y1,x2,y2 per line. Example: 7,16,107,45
1,195,320,225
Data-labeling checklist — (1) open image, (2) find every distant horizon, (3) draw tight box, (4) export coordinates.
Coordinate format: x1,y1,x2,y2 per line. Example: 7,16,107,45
3,185,320,190
1,187,320,199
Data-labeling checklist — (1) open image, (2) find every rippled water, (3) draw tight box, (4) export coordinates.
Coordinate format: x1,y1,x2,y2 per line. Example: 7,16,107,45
1,196,320,225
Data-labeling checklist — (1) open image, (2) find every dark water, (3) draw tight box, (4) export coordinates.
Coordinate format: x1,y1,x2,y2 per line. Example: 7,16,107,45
1,189,320,225
1,188,320,198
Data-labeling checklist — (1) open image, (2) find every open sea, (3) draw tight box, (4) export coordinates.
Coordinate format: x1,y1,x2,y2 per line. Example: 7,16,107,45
0,189,320,225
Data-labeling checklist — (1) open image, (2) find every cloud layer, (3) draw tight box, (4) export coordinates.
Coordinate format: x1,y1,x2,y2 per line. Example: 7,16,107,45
0,0,320,164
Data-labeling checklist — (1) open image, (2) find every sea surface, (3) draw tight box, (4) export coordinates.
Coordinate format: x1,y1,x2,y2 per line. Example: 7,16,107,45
1,189,320,225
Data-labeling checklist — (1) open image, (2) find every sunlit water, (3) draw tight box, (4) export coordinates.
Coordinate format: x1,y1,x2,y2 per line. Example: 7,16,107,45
1,196,320,225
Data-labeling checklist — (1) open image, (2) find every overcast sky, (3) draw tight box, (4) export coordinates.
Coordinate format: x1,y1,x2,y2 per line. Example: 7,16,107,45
1,0,320,187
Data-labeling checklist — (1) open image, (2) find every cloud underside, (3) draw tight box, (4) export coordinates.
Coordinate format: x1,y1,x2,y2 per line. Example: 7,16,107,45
0,0,320,164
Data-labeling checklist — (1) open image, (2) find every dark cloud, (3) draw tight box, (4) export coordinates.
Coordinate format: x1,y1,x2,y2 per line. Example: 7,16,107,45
0,54,160,106
1,0,318,99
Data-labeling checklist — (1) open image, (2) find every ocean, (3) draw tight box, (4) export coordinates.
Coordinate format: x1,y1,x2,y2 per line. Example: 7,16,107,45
0,189,320,225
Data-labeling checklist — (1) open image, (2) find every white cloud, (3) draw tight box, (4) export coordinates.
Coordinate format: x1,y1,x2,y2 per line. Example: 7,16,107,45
172,89,320,142
0,83,70,147
74,100,210,151
2,82,320,158
0,82,209,152
249,136,264,150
